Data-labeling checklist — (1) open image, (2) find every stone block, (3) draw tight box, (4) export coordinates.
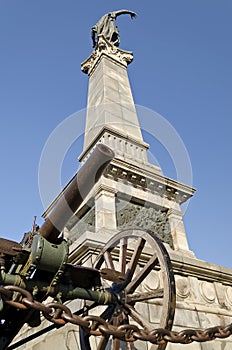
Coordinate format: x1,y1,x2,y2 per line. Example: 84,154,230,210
188,276,204,303
200,340,228,350
148,303,163,324
103,56,126,74
88,90,105,107
133,340,147,350
197,311,224,329
166,343,202,350
173,307,200,328
104,74,119,92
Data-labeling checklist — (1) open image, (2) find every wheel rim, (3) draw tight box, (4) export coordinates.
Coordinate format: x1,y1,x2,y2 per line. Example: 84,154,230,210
80,229,176,350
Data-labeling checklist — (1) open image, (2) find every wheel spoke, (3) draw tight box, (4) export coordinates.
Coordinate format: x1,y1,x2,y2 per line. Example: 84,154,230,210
112,315,120,327
119,238,127,274
125,238,145,284
104,251,115,270
97,335,110,350
125,254,158,294
112,337,120,350
127,343,136,350
96,307,116,350
127,288,164,303
80,327,92,350
100,305,115,322
125,304,153,331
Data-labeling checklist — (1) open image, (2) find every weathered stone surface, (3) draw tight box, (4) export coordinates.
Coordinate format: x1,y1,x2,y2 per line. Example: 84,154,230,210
116,198,173,248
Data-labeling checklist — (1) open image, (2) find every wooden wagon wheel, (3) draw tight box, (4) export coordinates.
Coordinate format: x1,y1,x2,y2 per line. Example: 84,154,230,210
80,229,176,350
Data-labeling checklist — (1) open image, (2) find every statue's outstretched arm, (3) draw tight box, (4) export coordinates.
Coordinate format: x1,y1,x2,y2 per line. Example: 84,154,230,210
114,9,137,19
91,26,97,48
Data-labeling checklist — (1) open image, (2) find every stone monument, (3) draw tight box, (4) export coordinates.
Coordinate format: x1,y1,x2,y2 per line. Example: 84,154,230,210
13,11,232,350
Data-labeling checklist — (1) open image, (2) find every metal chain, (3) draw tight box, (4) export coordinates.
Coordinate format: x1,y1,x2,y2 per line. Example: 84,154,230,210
1,285,232,345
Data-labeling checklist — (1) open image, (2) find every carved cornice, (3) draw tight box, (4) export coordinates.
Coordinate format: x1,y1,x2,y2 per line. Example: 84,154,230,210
94,184,117,198
105,159,195,204
171,252,232,285
79,125,149,163
42,156,195,220
81,35,133,76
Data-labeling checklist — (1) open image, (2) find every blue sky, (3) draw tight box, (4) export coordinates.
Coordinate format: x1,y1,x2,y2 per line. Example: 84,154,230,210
0,1,231,267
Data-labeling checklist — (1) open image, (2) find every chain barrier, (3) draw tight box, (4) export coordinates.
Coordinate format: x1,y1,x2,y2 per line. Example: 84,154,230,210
1,285,232,345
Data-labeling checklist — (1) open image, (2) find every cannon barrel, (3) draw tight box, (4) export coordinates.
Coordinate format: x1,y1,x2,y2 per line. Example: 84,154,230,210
38,144,115,243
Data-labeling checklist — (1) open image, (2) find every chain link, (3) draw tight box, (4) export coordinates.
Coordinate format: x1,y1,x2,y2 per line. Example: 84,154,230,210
1,285,232,345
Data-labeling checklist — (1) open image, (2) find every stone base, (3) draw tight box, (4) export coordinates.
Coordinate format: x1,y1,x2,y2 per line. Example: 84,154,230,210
12,239,232,350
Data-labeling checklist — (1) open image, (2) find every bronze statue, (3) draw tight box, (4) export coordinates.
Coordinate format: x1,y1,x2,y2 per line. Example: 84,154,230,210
91,9,137,48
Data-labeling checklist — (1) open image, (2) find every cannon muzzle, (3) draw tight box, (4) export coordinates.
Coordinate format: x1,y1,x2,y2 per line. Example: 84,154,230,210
38,144,114,243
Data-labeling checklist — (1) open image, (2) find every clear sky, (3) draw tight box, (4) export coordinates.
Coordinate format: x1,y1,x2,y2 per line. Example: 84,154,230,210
0,1,231,267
